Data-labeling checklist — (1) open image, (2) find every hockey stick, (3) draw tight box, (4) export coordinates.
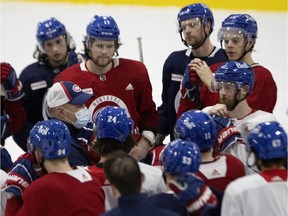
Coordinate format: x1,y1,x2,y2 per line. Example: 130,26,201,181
137,37,144,63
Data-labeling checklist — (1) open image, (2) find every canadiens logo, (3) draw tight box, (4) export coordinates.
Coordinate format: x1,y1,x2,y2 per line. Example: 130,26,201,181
88,95,128,120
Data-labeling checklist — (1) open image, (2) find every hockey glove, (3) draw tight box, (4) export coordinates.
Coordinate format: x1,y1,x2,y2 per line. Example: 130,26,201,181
154,133,167,147
181,66,201,100
168,173,217,214
77,120,95,148
4,153,42,197
214,126,242,155
1,146,13,172
0,63,24,101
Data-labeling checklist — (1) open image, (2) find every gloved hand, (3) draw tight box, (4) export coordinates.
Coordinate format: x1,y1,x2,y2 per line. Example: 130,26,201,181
181,66,201,100
0,63,24,101
168,173,217,214
1,146,13,172
1,114,11,144
77,120,96,149
214,126,242,155
4,153,43,197
154,133,167,147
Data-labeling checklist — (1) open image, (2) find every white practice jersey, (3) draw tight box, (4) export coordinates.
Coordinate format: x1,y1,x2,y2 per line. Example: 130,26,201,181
224,110,277,174
221,170,288,216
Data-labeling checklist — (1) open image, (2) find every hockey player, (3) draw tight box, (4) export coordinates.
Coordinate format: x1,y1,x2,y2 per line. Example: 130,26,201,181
202,61,277,174
46,81,98,166
102,151,179,216
156,3,228,144
181,14,277,114
175,109,246,191
55,15,159,161
87,106,167,211
1,62,26,171
13,17,80,151
3,119,105,215
150,139,219,216
221,121,287,216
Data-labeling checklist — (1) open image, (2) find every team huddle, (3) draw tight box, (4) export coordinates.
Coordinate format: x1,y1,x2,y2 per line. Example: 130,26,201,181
1,2,287,216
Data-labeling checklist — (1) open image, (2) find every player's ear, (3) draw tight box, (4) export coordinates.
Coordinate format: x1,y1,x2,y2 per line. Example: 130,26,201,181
241,84,250,97
34,147,43,163
246,38,255,51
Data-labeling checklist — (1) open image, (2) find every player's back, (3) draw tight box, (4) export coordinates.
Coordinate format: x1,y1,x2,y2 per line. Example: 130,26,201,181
222,170,288,216
18,167,105,216
196,154,245,191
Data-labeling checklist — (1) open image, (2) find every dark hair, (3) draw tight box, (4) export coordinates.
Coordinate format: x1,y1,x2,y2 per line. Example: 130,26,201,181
93,133,135,157
103,151,142,195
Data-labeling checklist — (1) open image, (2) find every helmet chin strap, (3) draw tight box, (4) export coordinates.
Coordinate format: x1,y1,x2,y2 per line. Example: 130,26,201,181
229,91,247,111
191,32,209,50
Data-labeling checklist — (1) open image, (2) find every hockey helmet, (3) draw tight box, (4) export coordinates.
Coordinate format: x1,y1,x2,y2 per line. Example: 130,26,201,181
218,14,258,41
29,119,71,160
175,110,217,151
36,17,67,43
247,121,288,160
214,61,254,93
160,139,201,174
94,106,133,143
177,3,214,33
86,15,120,41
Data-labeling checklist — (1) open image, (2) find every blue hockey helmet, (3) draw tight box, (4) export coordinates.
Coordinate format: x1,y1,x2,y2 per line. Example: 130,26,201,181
29,119,71,160
86,15,120,41
177,3,214,33
175,110,217,151
214,61,254,93
36,17,67,43
160,139,201,174
247,121,288,160
218,14,258,41
95,106,133,143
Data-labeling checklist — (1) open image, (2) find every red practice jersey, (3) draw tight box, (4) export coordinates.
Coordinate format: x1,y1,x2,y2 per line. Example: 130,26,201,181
7,167,105,216
55,59,159,140
196,154,246,192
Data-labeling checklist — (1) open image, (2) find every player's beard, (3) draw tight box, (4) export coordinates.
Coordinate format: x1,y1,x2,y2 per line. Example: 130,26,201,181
219,95,238,111
91,55,113,68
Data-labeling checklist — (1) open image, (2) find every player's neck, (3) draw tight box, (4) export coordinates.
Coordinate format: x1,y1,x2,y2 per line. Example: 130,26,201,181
86,59,113,75
44,159,73,173
241,53,255,65
192,39,214,57
201,150,214,162
228,100,252,119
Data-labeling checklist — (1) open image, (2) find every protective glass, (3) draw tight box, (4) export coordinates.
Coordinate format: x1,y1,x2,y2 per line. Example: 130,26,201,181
217,27,251,42
180,17,202,31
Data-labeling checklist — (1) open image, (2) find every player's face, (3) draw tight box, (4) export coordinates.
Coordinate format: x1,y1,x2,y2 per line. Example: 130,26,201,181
222,32,246,60
218,82,239,111
180,17,205,47
43,35,68,67
88,39,116,68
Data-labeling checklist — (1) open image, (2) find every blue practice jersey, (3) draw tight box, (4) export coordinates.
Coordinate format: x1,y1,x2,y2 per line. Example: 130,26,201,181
157,47,228,141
